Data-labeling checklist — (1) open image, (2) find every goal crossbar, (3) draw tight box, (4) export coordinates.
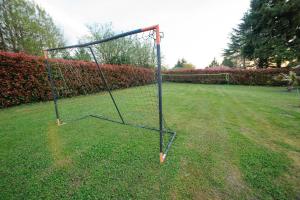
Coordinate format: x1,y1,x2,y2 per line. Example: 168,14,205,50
45,25,159,52
43,25,175,163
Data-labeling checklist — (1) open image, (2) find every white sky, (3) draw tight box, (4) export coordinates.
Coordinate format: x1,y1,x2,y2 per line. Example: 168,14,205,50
34,0,250,68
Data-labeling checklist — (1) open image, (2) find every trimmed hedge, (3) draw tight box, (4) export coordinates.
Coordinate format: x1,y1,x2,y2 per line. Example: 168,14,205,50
0,51,154,108
2,51,299,108
163,68,300,86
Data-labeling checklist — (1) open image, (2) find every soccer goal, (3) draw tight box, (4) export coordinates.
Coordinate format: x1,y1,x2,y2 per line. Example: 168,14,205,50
163,73,230,84
43,25,175,163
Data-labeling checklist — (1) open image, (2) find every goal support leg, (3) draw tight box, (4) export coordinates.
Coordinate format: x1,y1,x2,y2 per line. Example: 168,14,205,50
88,47,125,124
44,51,62,126
155,26,165,163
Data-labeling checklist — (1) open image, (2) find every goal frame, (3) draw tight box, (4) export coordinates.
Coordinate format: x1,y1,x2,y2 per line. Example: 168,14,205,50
162,73,230,84
43,25,176,163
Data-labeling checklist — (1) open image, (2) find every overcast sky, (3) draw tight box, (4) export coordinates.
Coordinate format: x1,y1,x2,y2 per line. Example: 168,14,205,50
34,0,250,68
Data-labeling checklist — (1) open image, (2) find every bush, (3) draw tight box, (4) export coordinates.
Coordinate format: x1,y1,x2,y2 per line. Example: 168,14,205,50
0,51,154,108
163,68,300,86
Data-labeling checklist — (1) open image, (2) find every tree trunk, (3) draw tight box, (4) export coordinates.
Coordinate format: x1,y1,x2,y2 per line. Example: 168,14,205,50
276,58,282,68
0,24,7,51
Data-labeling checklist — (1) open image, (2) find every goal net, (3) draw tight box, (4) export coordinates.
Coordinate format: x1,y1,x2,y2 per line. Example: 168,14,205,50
163,73,230,84
44,25,175,163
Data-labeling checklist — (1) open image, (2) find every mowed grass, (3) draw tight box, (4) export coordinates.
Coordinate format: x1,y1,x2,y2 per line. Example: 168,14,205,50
0,83,300,199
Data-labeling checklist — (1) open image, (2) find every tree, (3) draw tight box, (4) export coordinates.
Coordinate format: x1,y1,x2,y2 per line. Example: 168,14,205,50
82,23,155,67
73,48,91,61
274,71,300,91
173,58,195,69
208,57,219,67
222,57,235,67
224,0,300,68
0,0,65,56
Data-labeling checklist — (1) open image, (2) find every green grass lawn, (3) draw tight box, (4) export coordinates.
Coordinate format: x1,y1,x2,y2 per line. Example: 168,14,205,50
0,83,299,199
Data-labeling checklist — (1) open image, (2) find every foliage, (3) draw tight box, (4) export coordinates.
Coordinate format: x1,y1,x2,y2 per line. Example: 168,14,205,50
274,71,300,91
164,67,300,85
82,23,156,68
74,48,91,61
208,57,220,68
0,0,65,56
0,51,155,108
224,0,300,68
173,58,195,69
222,57,235,67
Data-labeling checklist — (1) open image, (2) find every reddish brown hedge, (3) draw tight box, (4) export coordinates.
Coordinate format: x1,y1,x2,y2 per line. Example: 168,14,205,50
163,68,300,85
0,51,154,108
2,51,299,108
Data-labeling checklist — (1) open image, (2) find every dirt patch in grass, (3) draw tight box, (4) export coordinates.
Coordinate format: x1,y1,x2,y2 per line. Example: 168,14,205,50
178,157,214,200
224,163,255,199
47,123,72,168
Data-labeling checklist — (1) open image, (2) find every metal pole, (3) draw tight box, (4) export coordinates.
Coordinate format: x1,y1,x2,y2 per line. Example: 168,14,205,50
227,73,230,84
44,51,61,125
88,47,125,124
155,26,164,163
46,25,158,52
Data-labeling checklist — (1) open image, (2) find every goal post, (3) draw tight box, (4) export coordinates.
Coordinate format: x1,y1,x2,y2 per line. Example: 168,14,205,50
162,73,230,84
43,25,175,163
